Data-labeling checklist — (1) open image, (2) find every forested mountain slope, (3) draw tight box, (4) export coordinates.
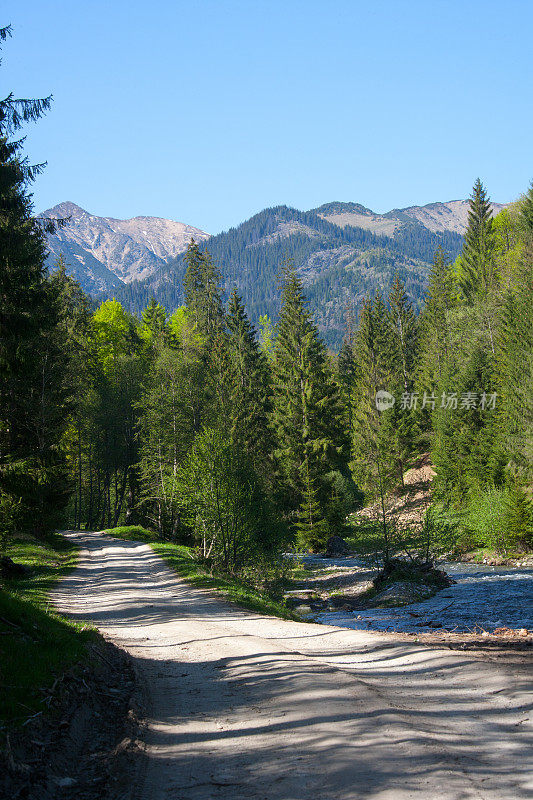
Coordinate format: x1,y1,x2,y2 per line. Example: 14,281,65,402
43,198,506,348
109,203,466,348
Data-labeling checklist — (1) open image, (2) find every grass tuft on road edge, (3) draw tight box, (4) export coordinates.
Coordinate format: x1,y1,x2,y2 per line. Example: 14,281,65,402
103,526,300,621
0,533,96,727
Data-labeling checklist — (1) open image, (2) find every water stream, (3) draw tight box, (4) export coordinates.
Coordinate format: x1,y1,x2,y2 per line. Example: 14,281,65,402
296,555,533,633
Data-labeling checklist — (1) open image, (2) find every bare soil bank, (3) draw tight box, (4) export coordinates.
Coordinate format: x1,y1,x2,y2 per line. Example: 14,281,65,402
1,640,143,800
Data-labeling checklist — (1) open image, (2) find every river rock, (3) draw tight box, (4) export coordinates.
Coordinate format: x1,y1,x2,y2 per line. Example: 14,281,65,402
294,604,314,615
284,590,318,609
371,581,434,608
325,536,350,557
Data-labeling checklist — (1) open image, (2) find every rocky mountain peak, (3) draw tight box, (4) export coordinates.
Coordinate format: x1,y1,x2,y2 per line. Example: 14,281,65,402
41,202,210,292
44,201,93,222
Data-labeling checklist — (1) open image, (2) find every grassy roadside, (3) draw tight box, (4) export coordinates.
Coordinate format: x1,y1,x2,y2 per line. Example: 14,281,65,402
0,533,96,727
103,526,300,621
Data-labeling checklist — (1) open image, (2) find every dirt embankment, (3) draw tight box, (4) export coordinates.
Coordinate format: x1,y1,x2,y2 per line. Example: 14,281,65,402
1,640,143,800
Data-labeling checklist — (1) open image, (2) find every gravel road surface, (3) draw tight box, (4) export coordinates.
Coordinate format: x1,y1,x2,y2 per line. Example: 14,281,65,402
53,532,532,800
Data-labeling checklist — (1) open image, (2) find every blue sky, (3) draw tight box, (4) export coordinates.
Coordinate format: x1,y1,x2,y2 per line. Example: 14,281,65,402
2,0,532,233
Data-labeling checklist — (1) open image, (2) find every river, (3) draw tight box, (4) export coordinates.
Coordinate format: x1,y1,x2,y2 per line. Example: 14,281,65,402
297,555,533,633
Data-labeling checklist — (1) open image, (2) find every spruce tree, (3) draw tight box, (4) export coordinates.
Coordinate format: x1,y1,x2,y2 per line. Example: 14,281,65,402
0,27,52,136
387,274,418,391
496,266,533,481
50,257,97,530
226,291,273,476
142,296,171,343
459,178,496,301
295,456,329,551
383,276,419,484
182,240,227,430
183,240,224,339
505,484,533,548
418,246,455,389
337,329,357,438
271,267,348,542
0,27,70,535
431,344,500,502
350,295,395,501
207,328,234,423
338,336,357,396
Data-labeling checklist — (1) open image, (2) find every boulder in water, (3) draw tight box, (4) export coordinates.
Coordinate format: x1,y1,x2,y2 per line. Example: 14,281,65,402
325,536,350,557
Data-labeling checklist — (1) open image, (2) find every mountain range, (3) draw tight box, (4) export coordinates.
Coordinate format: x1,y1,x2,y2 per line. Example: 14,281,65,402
42,201,209,292
41,198,505,349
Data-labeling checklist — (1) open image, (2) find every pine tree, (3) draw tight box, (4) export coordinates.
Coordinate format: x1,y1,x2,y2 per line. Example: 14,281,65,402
226,291,273,476
271,266,348,533
183,240,224,339
459,178,496,301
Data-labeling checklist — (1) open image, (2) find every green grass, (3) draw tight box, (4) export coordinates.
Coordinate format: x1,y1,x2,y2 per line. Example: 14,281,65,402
99,525,156,543
104,526,300,621
286,563,314,581
0,533,96,727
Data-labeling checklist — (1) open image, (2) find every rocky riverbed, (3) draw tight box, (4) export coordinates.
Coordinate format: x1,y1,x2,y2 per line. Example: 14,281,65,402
286,555,533,635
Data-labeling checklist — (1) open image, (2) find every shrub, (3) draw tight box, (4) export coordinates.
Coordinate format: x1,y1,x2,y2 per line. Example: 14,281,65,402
176,427,287,572
463,487,512,553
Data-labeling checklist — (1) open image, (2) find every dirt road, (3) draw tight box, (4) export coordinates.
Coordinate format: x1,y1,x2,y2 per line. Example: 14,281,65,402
53,532,532,800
